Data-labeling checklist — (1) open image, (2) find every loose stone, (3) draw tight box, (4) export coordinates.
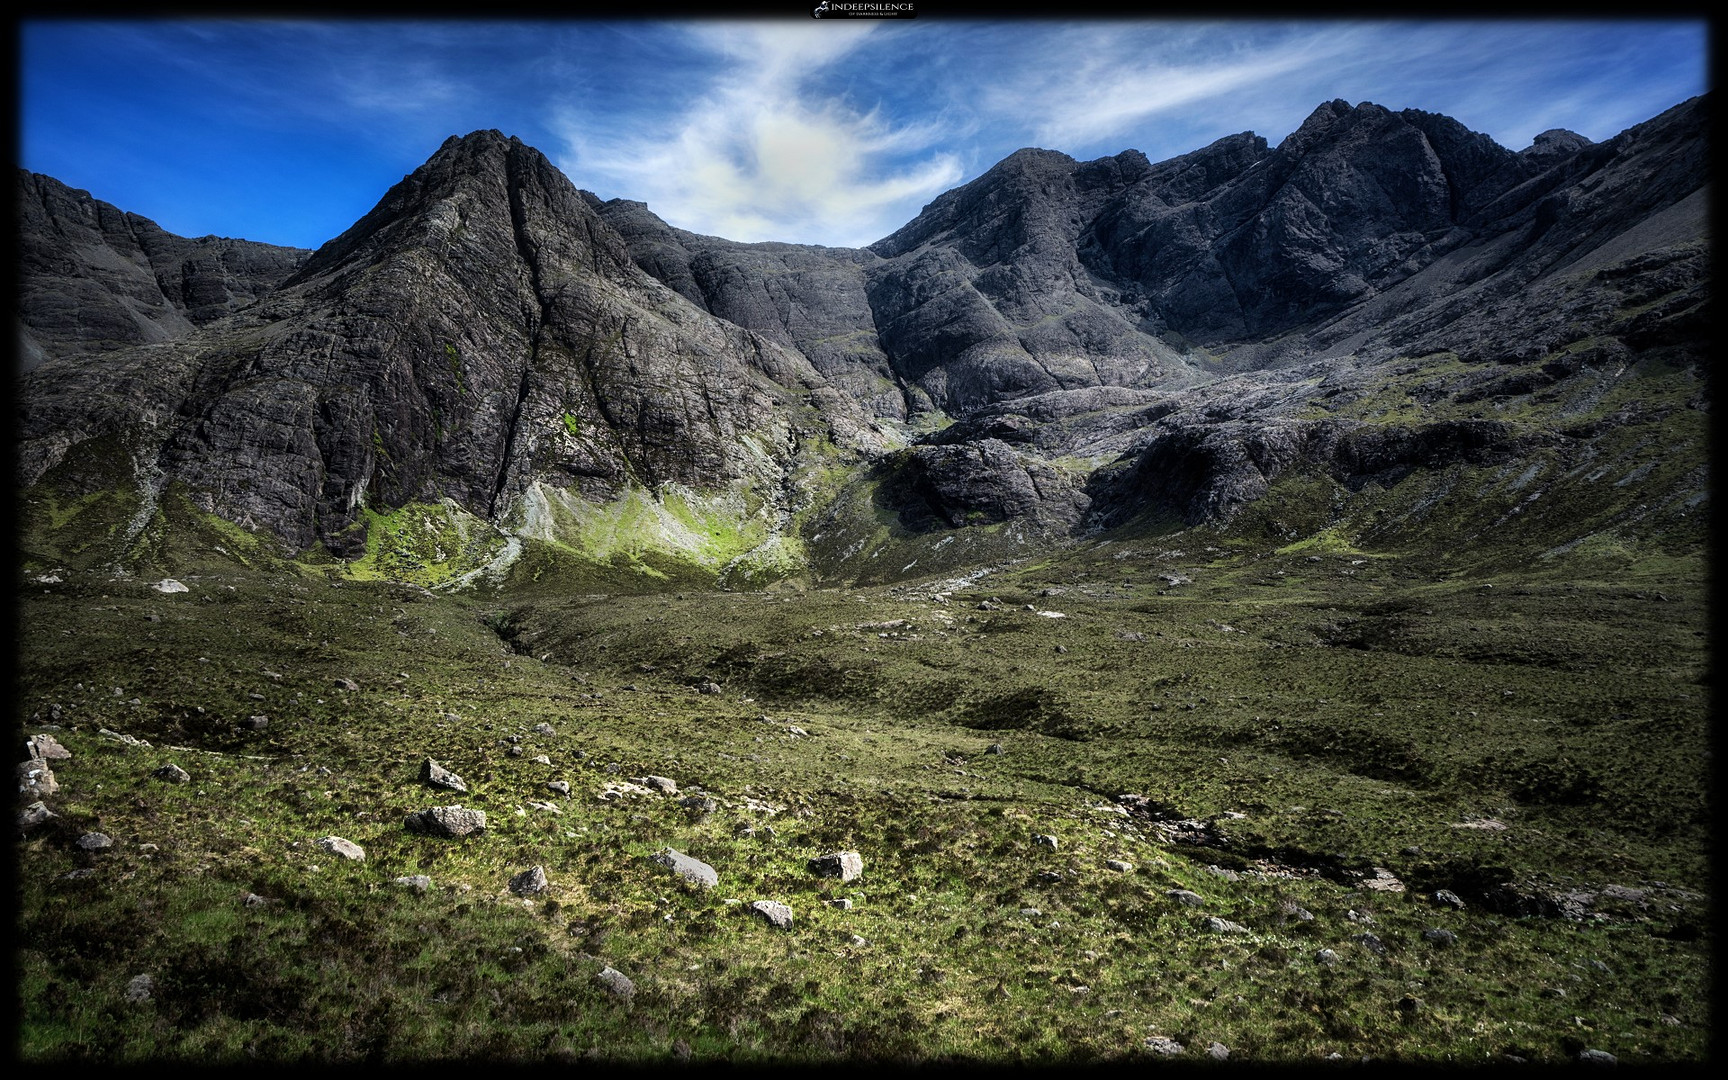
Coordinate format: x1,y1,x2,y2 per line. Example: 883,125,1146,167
393,875,433,894
597,966,635,999
18,760,58,798
548,780,571,796
1033,834,1059,850
153,763,191,784
421,756,470,791
807,850,864,882
17,801,58,834
1106,859,1133,873
1203,917,1250,935
76,832,113,851
1146,1036,1185,1056
750,900,794,929
1422,928,1458,947
641,776,678,794
1432,888,1466,909
1167,889,1205,907
509,865,548,895
404,805,487,838
26,733,71,761
316,835,366,861
125,974,155,1003
651,848,719,889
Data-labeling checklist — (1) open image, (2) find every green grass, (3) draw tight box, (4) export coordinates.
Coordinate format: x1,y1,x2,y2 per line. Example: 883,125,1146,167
12,349,1710,1062
12,511,1708,1062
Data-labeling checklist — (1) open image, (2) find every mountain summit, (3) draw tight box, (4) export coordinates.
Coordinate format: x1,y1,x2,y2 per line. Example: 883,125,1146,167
15,96,1708,587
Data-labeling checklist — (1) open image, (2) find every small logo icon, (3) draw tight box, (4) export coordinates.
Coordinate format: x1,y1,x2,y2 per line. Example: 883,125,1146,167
813,1,831,15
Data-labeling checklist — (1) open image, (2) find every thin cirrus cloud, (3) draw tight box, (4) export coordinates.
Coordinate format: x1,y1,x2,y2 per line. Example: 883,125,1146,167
554,21,965,248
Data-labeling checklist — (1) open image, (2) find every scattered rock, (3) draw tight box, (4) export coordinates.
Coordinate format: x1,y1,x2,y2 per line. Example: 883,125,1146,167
1577,1049,1616,1066
17,801,58,834
1106,859,1133,873
1433,888,1466,909
416,756,466,791
1422,928,1458,947
1033,834,1059,850
1279,901,1315,922
1354,932,1387,955
1037,870,1064,883
26,733,71,761
1316,948,1340,965
984,743,1004,755
597,966,635,1000
640,776,678,794
152,579,189,594
807,850,865,882
1146,1035,1185,1056
698,682,723,696
125,974,155,1003
547,780,571,796
680,795,718,818
333,677,360,692
18,760,58,798
393,875,433,894
828,898,853,910
76,832,113,851
1167,889,1205,907
750,900,794,929
1361,867,1405,892
1205,864,1239,881
242,892,272,907
1207,1042,1230,1061
1020,908,1043,917
101,728,152,749
1397,994,1423,1016
531,754,550,765
152,763,191,784
1203,917,1250,935
652,848,719,889
61,868,97,881
404,805,487,838
506,746,524,758
532,722,555,736
316,835,365,862
243,715,269,731
509,865,548,896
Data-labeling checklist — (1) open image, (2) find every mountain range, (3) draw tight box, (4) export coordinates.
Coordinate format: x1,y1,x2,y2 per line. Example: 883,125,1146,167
14,94,1709,587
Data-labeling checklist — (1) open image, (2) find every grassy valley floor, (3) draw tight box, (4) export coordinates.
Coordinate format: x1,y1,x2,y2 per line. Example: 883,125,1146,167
12,529,1710,1063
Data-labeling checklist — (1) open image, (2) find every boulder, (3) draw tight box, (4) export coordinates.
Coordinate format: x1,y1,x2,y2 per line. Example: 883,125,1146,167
404,805,487,838
316,835,365,862
597,966,635,999
509,865,548,896
807,850,864,882
152,763,191,784
18,760,58,799
749,900,794,929
26,733,71,761
651,847,719,889
421,756,470,791
76,831,113,851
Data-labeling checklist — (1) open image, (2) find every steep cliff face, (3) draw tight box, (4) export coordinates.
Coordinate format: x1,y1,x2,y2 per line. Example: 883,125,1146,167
14,96,1709,583
17,132,884,561
15,171,310,370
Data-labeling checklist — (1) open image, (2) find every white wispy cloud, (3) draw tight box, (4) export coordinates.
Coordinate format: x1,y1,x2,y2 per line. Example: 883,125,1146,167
553,21,963,247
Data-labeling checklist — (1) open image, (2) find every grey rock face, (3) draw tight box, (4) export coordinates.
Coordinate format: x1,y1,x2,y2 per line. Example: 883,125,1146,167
14,96,1706,565
652,847,719,889
404,805,487,838
806,850,864,882
418,756,466,791
316,835,366,862
15,170,309,372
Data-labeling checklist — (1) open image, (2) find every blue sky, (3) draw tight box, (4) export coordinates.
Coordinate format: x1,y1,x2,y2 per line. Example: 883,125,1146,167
18,18,1709,251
